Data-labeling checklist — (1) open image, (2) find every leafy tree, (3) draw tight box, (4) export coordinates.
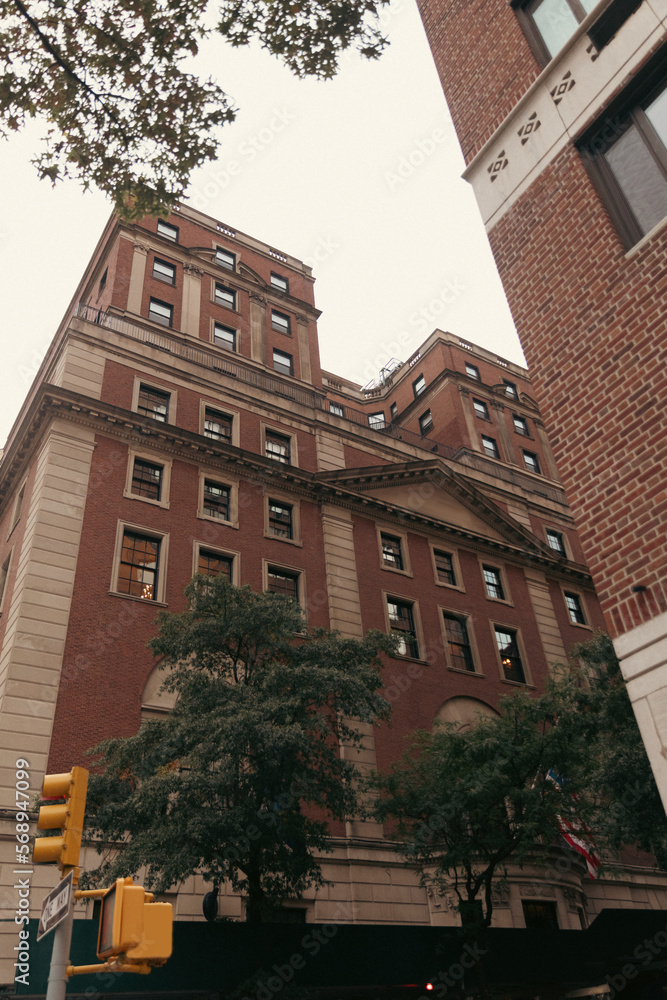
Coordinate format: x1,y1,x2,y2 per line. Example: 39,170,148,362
1,0,390,216
84,575,396,922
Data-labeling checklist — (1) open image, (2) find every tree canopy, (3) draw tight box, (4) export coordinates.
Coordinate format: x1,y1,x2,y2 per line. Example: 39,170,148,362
84,575,396,921
1,0,391,216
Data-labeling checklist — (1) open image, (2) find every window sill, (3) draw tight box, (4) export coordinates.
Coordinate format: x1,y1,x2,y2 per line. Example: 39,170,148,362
446,666,486,678
485,595,514,607
624,214,667,259
264,531,302,547
391,653,429,666
434,581,466,593
568,621,592,631
108,591,168,607
500,678,535,689
123,490,170,510
197,513,239,529
380,565,413,578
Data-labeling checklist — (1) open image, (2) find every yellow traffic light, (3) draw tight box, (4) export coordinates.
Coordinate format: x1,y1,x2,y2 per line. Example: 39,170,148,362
97,878,172,966
33,766,88,871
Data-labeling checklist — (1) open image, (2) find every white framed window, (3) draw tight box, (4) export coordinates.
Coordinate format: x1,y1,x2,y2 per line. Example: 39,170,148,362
123,450,172,509
110,521,169,604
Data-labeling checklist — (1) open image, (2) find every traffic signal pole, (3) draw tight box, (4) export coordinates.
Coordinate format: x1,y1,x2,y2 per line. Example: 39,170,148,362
45,907,75,1000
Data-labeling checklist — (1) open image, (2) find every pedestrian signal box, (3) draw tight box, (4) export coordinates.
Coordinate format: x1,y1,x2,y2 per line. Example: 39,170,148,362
97,878,172,966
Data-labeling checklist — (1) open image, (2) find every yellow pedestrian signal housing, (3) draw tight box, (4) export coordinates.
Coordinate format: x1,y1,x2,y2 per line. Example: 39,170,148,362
33,766,89,871
97,878,172,966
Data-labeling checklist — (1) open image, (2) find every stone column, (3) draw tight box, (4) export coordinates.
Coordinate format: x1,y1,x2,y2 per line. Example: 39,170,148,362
491,399,516,465
249,293,266,365
534,418,562,482
296,315,312,383
126,243,149,315
182,265,203,338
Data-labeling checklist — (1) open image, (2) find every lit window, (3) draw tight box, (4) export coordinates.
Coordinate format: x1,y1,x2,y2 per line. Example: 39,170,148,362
368,412,386,430
271,273,289,293
152,258,175,285
387,599,419,658
265,431,291,465
157,219,178,242
131,459,162,501
419,410,433,436
268,567,299,600
330,402,344,417
198,549,232,580
443,613,475,672
482,435,499,459
565,592,587,625
513,415,530,436
269,501,293,539
434,550,456,586
117,531,160,600
204,408,232,443
523,451,542,474
381,534,404,571
483,566,505,601
546,529,566,556
272,310,291,335
203,480,230,521
137,385,169,422
413,374,426,397
495,627,526,684
148,298,173,327
517,0,598,63
216,247,236,270
473,399,490,420
214,323,236,351
465,363,480,380
215,284,236,310
273,349,293,376
503,380,518,399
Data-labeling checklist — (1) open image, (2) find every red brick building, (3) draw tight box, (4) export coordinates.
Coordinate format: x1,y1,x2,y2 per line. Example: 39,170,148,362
417,0,667,806
1,206,665,981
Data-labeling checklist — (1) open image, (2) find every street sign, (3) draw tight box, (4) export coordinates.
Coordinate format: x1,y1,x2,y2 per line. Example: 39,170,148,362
37,870,73,942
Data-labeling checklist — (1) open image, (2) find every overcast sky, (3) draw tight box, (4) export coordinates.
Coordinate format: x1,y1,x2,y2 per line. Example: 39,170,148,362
0,0,522,448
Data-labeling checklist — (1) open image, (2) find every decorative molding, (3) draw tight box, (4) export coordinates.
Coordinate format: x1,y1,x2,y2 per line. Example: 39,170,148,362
249,292,267,305
517,111,541,146
132,242,151,255
550,70,576,106
487,149,509,182
183,264,204,277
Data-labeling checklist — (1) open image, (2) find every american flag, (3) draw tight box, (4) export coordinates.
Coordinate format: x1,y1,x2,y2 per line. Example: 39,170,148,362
546,769,601,879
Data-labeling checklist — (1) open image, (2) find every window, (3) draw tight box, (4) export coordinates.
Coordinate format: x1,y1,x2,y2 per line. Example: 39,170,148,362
204,408,232,443
413,374,426,397
465,363,480,380
0,552,11,611
152,258,176,285
494,627,526,684
148,298,173,327
419,410,434,436
268,500,293,539
483,565,505,601
9,482,25,535
581,73,667,246
513,415,530,436
503,380,518,399
215,284,236,310
546,528,566,556
273,349,293,376
203,480,230,521
390,403,398,420
565,592,587,625
131,458,162,501
198,548,233,581
434,549,456,586
473,399,490,421
98,268,107,295
265,430,291,465
443,613,475,672
387,599,419,658
157,219,178,242
381,533,404,571
272,310,291,335
516,0,598,63
267,567,299,600
117,531,160,601
523,450,542,474
271,272,289,293
214,323,237,351
329,402,344,417
216,247,236,270
482,435,500,459
368,412,386,430
522,900,559,930
137,384,169,422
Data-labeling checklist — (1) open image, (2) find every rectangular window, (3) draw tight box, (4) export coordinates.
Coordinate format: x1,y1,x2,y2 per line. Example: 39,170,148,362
369,412,386,430
204,408,232,443
198,548,232,580
98,268,107,295
152,258,176,285
268,567,299,600
216,247,236,270
272,310,291,335
522,900,559,930
465,363,480,380
273,349,293,376
495,627,526,684
513,415,530,436
0,552,11,609
381,533,404,571
148,298,173,327
390,403,398,420
214,323,237,351
503,380,518,399
271,273,289,293
565,592,586,625
131,458,162,501
329,402,344,416
483,565,505,601
546,529,566,556
269,500,293,539
482,435,500,459
157,219,178,242
137,385,169,422
443,613,475,672
117,531,160,600
434,550,456,586
215,284,236,310
413,374,426,397
517,0,597,63
523,451,542,475
419,410,434,436
203,479,231,521
265,430,291,465
9,482,25,535
473,399,490,421
387,599,419,658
